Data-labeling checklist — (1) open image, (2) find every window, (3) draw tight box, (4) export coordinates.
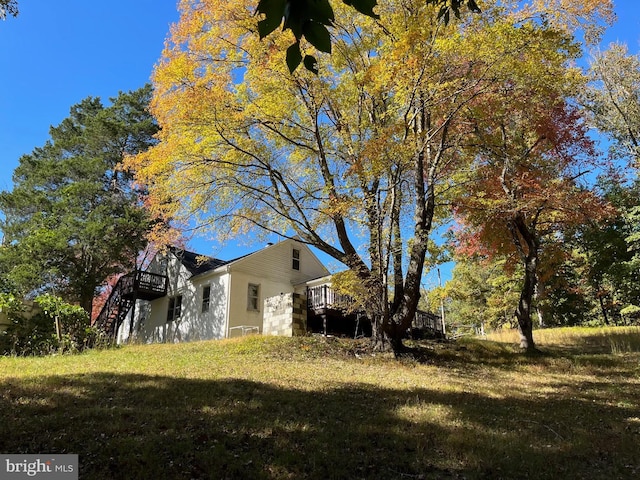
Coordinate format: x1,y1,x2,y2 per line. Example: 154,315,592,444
292,248,300,270
247,283,260,311
167,295,182,322
202,285,211,313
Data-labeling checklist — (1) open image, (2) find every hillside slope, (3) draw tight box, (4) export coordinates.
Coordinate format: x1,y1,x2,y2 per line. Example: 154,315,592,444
1,331,639,479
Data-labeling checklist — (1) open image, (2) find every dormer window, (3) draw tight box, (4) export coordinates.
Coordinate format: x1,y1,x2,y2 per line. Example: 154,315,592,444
292,248,300,270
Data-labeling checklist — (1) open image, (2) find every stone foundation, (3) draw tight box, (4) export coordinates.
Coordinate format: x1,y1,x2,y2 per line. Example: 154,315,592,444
263,293,307,336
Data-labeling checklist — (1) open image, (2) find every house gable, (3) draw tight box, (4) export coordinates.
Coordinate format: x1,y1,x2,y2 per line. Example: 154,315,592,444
220,240,329,335
224,239,329,284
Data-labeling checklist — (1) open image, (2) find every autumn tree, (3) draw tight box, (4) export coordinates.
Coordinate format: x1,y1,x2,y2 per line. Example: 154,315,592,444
129,0,612,353
450,175,640,331
452,34,612,350
583,43,640,168
0,86,158,314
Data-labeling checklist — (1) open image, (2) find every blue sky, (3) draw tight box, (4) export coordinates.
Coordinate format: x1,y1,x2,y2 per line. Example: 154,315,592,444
0,0,179,191
0,1,639,279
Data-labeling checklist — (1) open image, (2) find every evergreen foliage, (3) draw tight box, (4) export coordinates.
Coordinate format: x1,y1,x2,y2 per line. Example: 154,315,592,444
0,86,158,314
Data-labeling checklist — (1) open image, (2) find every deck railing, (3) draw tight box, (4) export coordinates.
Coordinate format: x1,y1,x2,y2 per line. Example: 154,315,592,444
307,284,353,311
94,269,168,338
114,270,168,298
133,270,168,295
307,284,442,334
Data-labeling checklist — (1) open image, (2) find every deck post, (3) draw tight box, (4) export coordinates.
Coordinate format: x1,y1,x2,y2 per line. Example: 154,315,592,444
323,285,328,336
128,295,137,342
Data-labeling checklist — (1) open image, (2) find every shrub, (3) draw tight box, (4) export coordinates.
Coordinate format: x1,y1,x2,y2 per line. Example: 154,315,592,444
0,293,97,355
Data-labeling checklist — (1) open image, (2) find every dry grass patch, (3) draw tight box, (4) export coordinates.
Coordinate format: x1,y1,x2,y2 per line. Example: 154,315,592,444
484,325,640,353
1,329,639,479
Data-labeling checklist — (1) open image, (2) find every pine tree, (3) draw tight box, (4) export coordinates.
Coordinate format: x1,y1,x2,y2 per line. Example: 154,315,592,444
0,86,158,313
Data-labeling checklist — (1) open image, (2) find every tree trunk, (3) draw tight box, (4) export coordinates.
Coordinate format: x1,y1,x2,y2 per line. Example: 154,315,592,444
509,214,539,353
515,252,538,352
79,293,94,317
54,316,62,342
597,290,610,325
370,315,383,348
534,279,544,328
370,315,393,352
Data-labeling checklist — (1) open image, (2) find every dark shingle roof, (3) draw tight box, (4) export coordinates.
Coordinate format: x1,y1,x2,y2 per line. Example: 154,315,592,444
169,247,230,277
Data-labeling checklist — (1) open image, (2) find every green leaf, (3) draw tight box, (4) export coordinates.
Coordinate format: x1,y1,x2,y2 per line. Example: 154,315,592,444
466,0,482,14
283,1,304,40
306,0,335,25
303,21,332,53
438,7,450,25
286,42,303,73
342,0,379,20
434,0,480,23
258,18,281,39
303,54,319,74
256,0,287,38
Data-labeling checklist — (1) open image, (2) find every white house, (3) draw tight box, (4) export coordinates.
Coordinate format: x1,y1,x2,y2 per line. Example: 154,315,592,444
112,239,330,344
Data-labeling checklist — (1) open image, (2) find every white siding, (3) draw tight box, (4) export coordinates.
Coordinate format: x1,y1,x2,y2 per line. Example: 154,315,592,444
226,271,297,334
187,273,229,340
122,239,329,344
226,240,329,335
125,253,230,343
230,240,328,284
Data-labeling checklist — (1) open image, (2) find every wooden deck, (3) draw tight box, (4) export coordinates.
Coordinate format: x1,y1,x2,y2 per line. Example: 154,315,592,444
306,284,444,337
95,270,168,339
120,270,168,301
307,284,354,312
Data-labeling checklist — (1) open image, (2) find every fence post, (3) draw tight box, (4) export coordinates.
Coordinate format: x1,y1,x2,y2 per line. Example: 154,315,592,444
438,267,446,337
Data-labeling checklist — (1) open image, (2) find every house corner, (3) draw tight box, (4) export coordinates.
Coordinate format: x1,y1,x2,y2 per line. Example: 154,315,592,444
262,292,307,337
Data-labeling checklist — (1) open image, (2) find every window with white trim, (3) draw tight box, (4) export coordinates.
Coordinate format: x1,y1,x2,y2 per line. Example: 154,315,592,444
202,285,211,312
167,295,182,322
247,283,260,311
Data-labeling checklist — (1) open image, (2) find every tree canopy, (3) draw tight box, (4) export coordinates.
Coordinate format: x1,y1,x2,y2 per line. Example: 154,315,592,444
582,43,640,322
0,0,18,20
129,0,614,352
0,86,158,313
583,43,640,168
450,55,612,349
445,174,640,334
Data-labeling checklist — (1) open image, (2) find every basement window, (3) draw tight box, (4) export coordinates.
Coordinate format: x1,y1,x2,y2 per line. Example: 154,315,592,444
292,248,300,270
202,285,211,313
167,295,182,322
247,283,260,311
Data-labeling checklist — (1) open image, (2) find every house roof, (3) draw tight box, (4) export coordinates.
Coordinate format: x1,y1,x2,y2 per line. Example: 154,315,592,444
170,238,330,280
169,248,231,277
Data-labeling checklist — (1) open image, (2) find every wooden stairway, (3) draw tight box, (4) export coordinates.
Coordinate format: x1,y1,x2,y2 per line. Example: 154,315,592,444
95,270,168,339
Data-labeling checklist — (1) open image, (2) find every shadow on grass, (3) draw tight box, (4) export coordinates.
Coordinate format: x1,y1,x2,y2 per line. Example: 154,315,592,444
1,371,638,479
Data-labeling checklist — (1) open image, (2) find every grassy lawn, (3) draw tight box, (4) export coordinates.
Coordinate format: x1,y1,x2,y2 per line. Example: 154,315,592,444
1,328,639,479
